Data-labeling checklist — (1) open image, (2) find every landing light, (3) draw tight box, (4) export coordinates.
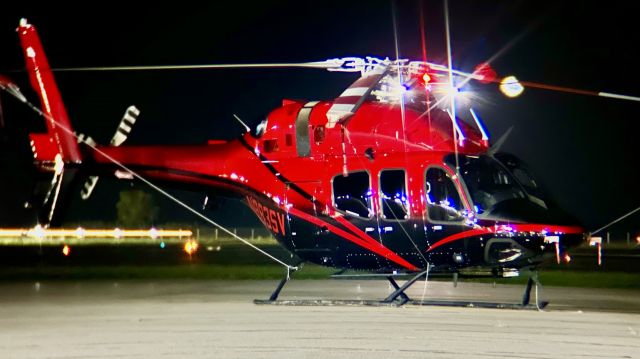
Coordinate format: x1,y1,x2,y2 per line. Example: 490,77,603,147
62,244,70,256
500,76,524,98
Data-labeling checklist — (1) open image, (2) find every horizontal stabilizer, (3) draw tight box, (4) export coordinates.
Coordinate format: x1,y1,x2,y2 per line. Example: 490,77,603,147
29,133,58,163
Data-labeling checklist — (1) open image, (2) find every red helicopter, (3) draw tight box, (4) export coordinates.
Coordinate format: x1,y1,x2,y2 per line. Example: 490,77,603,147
1,19,588,308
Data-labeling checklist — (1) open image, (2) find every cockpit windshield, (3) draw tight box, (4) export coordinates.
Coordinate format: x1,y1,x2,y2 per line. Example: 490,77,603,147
445,154,530,215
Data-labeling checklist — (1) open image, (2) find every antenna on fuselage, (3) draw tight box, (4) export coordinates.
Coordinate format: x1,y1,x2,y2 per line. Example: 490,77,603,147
487,126,513,156
444,0,460,173
232,113,250,133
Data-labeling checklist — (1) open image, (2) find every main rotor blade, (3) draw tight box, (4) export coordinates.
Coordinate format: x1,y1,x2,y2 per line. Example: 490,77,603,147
52,61,337,72
518,80,640,102
50,57,640,104
435,67,640,103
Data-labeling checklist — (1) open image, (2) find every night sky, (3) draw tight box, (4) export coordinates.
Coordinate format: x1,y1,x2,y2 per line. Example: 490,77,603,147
0,1,639,234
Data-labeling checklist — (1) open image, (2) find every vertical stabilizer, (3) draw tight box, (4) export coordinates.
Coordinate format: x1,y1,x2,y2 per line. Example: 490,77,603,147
17,19,82,164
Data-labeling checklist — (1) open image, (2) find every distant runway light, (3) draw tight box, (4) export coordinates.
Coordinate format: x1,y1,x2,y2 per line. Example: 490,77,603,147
500,76,524,98
32,224,45,239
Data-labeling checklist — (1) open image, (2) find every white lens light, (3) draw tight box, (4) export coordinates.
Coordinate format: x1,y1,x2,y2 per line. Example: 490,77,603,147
500,75,524,98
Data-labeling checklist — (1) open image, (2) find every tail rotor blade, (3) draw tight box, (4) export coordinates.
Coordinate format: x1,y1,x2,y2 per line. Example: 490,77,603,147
111,105,139,146
80,176,99,200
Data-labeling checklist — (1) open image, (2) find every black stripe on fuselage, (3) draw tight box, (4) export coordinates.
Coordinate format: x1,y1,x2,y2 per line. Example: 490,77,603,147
105,162,421,270
237,136,316,203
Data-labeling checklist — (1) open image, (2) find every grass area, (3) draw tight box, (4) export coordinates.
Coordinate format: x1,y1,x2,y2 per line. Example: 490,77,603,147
451,270,640,289
1,236,638,289
0,235,279,246
0,265,638,290
0,264,335,281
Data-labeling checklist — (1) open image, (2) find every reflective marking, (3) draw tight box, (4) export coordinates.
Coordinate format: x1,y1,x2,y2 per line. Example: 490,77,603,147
340,87,369,97
111,105,139,146
119,122,132,133
114,170,133,179
295,101,319,157
326,104,355,127
327,103,355,112
111,132,127,146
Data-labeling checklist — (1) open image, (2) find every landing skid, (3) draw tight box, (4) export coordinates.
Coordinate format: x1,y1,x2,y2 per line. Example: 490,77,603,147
254,299,546,310
254,268,548,310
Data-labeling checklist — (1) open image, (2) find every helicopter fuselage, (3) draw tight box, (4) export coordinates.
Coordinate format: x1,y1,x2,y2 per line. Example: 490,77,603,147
88,100,584,273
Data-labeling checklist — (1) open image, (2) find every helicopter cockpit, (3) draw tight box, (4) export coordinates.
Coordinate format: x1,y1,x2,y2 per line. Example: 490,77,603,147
444,153,576,225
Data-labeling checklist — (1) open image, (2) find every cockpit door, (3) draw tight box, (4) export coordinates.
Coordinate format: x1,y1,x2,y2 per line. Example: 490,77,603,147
424,166,473,262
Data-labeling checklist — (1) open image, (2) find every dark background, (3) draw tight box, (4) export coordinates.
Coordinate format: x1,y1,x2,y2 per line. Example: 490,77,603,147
0,0,639,233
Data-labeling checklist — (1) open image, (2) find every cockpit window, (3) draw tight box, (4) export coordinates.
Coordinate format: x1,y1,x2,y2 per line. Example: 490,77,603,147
446,154,527,215
512,168,537,190
380,170,408,220
425,167,465,222
494,153,540,192
332,171,372,218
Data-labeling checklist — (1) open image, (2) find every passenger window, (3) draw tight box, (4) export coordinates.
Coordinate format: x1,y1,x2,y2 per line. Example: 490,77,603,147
380,170,408,220
333,171,372,218
425,168,464,222
263,139,278,153
313,126,325,144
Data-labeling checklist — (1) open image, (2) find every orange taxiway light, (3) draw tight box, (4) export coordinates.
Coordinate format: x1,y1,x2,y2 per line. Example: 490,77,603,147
183,240,199,255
